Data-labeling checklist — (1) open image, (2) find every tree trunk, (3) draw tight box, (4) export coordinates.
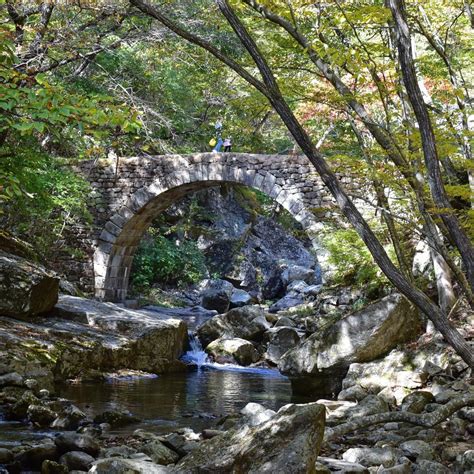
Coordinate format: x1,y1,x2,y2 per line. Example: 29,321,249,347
387,0,474,290
431,249,456,315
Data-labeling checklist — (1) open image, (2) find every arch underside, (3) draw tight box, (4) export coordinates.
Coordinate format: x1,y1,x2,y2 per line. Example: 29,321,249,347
94,163,326,301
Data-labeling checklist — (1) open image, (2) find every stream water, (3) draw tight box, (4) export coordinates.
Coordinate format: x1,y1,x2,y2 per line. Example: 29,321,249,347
0,320,308,447
56,334,297,435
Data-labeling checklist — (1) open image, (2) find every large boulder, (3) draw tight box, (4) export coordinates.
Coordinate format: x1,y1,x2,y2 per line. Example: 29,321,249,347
200,279,234,313
341,349,429,400
206,337,259,366
229,288,253,308
240,402,276,427
52,295,188,378
14,441,59,470
269,295,304,313
197,305,271,346
279,294,424,397
0,296,189,388
0,250,59,318
59,451,96,471
264,327,301,364
55,432,100,456
173,402,325,473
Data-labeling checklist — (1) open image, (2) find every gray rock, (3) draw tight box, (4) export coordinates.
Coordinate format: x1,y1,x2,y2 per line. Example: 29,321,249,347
140,440,180,465
55,432,100,456
401,391,435,413
274,316,296,327
445,417,468,436
0,250,59,318
302,284,323,297
262,267,286,300
51,404,87,430
278,294,423,395
160,432,189,457
280,294,423,386
240,402,276,427
0,372,23,388
422,361,443,376
27,403,57,427
89,458,170,473
342,351,426,399
434,388,459,404
229,289,253,308
281,264,315,284
413,459,450,473
314,461,332,474
59,451,95,471
15,441,58,469
101,445,138,458
377,463,412,474
206,337,259,366
264,327,300,364
201,279,234,313
94,408,140,427
174,402,325,473
286,280,309,293
50,295,188,378
269,295,304,313
459,407,474,422
337,385,369,402
459,450,474,472
342,447,403,468
7,390,39,419
197,305,270,346
344,395,388,417
317,456,368,472
399,440,436,461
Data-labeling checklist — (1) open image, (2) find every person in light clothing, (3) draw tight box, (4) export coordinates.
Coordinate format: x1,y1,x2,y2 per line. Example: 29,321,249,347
223,137,232,152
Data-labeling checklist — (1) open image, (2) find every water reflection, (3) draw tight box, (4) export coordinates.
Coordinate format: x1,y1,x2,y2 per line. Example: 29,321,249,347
57,367,294,434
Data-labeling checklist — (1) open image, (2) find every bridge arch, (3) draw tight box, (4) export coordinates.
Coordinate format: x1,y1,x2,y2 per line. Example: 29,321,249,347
86,153,332,301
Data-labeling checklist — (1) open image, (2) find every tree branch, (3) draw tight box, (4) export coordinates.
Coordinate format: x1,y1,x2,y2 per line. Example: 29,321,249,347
129,0,271,100
325,394,474,442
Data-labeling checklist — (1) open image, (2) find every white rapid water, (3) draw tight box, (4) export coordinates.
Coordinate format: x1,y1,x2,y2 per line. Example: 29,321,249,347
181,332,285,377
181,332,210,369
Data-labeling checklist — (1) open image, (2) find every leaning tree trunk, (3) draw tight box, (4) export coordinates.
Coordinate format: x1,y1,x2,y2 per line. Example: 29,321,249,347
387,0,474,290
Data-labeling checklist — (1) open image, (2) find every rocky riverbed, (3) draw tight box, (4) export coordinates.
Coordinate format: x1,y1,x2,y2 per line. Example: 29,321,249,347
0,246,473,473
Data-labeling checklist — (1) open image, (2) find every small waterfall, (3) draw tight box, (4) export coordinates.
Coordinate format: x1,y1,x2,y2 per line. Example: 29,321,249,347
181,332,210,369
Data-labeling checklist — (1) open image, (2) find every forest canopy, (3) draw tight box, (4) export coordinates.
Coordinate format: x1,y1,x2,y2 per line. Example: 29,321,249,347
0,0,473,365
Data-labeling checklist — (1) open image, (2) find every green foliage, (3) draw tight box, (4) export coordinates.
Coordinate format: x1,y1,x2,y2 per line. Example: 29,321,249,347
1,147,92,258
323,228,392,298
131,234,206,290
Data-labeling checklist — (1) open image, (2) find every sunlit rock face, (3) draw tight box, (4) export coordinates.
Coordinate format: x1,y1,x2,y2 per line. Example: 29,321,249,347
196,305,271,347
279,293,424,397
173,402,325,473
0,250,59,319
0,295,188,384
205,337,260,366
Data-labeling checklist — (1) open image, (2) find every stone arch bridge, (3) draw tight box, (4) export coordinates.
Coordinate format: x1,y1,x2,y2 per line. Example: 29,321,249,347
68,153,352,301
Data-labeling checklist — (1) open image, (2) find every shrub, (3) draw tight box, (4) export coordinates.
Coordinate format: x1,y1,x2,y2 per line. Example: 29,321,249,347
131,234,206,289
323,227,392,298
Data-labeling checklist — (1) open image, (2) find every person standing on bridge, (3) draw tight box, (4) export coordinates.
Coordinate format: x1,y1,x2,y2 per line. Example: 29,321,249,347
213,118,224,152
223,137,232,152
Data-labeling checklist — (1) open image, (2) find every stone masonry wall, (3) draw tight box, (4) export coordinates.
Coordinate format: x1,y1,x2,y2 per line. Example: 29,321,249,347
60,153,363,300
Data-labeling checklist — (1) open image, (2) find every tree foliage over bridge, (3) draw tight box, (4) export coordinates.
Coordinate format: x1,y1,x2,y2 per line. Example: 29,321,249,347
0,0,473,365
